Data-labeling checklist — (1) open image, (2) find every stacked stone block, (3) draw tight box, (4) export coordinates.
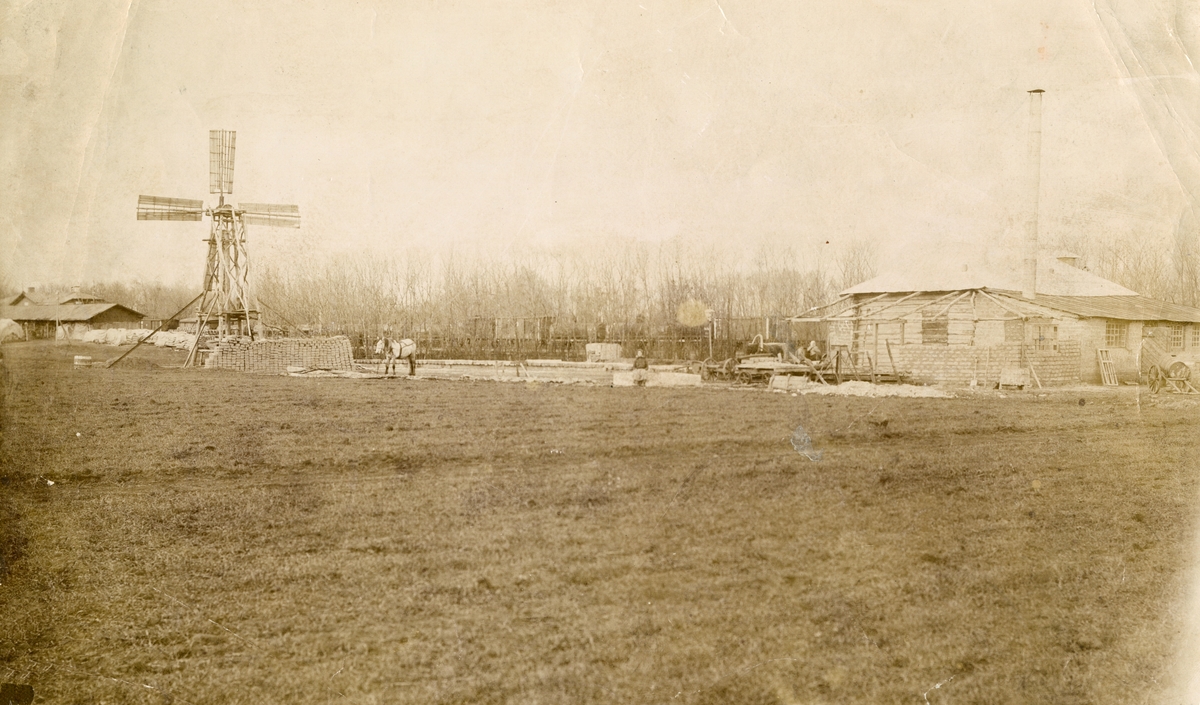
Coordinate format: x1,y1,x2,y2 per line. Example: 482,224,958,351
889,341,1080,386
205,336,354,374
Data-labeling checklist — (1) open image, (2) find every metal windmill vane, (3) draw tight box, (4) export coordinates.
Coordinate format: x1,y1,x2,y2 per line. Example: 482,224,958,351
137,130,299,363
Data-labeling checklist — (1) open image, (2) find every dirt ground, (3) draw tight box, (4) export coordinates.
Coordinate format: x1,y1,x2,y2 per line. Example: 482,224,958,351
2,341,1199,704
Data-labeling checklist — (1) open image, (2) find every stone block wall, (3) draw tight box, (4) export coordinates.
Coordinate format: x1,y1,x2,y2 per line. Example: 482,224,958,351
205,336,354,374
889,341,1080,386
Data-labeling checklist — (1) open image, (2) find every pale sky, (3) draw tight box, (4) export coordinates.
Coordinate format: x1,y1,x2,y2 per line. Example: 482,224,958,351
1,0,1195,287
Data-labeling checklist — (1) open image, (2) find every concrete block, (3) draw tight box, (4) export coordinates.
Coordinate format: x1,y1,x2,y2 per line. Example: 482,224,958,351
768,375,810,391
586,343,622,362
613,371,703,387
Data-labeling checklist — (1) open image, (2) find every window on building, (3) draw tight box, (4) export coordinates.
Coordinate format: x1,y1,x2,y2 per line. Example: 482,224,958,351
1192,324,1200,349
1105,320,1128,349
1033,323,1058,352
921,315,948,345
1170,323,1185,351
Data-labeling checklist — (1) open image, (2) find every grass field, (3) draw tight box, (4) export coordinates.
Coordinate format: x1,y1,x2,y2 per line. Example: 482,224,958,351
2,341,1199,704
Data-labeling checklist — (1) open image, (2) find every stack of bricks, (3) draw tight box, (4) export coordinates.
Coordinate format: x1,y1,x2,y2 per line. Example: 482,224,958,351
204,338,251,371
890,342,1081,387
205,336,354,375
1026,340,1081,385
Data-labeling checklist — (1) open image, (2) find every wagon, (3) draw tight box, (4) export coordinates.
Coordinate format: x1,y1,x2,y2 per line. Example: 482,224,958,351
1143,337,1198,394
698,357,737,381
1148,360,1197,394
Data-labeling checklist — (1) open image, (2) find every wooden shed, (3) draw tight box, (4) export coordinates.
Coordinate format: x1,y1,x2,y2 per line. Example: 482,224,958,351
0,303,146,340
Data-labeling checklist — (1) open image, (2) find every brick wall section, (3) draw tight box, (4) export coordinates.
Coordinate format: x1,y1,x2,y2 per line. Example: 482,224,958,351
205,336,354,374
889,341,1080,386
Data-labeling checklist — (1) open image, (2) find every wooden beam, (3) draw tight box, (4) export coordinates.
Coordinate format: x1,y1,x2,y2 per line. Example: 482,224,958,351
927,290,973,320
824,292,895,319
872,322,879,384
798,315,1022,324
860,291,923,319
106,291,205,369
978,290,1034,319
891,290,965,319
789,295,853,321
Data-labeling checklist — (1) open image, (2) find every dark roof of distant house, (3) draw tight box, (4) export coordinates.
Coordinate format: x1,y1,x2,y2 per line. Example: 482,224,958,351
59,291,105,304
0,303,145,322
3,292,46,306
997,293,1200,323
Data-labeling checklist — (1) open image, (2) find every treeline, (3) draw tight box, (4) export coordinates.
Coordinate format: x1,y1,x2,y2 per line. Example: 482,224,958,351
253,238,876,337
1057,229,1200,307
9,229,1199,336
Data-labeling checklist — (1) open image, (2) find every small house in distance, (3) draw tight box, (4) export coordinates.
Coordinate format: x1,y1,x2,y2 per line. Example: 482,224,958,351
792,252,1200,386
58,288,107,305
0,288,145,340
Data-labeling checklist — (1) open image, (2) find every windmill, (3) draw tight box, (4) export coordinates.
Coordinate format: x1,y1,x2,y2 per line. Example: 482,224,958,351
137,130,299,365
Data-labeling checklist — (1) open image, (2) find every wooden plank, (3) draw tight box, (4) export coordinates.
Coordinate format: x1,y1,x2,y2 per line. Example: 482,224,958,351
892,290,965,318
872,323,879,384
105,292,205,369
886,339,901,382
1024,343,1043,389
861,291,923,319
977,290,1032,319
1097,348,1119,386
926,290,974,320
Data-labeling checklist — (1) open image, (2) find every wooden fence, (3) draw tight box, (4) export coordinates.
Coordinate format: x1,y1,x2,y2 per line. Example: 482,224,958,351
297,316,819,362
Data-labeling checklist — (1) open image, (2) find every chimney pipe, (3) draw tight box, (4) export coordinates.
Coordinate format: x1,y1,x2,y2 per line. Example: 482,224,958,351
1023,89,1044,300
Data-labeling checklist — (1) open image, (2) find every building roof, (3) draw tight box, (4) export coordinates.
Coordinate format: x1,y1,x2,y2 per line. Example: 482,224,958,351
996,293,1200,323
793,290,1200,324
0,303,145,322
3,291,46,306
59,291,105,304
842,253,1138,297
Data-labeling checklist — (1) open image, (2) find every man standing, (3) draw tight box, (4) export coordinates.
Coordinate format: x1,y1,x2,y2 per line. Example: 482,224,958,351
633,349,649,387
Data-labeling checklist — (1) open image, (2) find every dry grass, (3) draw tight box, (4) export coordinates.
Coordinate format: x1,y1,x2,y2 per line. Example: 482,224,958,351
1,341,1198,704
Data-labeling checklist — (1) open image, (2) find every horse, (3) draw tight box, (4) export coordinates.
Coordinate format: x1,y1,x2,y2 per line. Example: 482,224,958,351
375,337,418,377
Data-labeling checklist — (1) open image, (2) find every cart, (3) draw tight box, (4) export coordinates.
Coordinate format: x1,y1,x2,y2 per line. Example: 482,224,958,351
1148,360,1197,394
1142,337,1198,394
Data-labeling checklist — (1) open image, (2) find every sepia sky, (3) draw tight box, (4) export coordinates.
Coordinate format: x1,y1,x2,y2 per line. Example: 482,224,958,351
1,0,1196,287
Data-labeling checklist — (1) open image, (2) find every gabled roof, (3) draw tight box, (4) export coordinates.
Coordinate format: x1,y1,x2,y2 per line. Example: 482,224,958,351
3,291,45,306
842,253,1137,297
0,303,145,322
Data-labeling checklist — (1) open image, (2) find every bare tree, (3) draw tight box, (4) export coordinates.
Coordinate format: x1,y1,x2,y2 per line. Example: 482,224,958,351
836,238,878,293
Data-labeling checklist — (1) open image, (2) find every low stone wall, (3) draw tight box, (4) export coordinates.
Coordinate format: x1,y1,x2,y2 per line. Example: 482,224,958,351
888,341,1081,386
206,336,354,374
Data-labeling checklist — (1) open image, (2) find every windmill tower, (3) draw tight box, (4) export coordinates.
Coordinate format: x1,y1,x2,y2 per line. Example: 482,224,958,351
137,130,299,364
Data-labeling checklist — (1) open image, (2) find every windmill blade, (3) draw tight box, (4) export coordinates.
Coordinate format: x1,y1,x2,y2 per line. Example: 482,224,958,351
137,195,205,221
209,130,236,195
240,202,300,228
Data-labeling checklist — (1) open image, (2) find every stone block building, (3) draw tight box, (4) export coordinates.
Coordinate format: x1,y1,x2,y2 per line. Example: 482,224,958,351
792,252,1200,386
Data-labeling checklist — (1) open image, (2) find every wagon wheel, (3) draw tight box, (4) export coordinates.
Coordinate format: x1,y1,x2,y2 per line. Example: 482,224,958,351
1168,361,1191,381
1148,365,1165,394
700,358,714,381
727,362,742,383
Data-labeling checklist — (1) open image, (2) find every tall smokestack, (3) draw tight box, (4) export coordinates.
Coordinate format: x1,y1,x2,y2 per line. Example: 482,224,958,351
1023,89,1044,300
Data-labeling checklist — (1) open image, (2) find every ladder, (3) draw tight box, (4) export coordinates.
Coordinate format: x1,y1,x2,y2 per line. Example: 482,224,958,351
1097,348,1119,386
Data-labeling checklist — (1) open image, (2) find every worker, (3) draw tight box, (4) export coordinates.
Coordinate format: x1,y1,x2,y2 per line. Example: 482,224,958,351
632,349,649,387
806,340,822,361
